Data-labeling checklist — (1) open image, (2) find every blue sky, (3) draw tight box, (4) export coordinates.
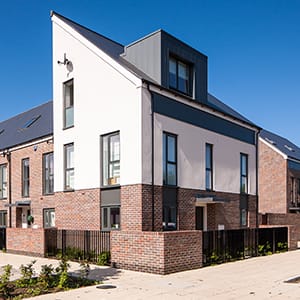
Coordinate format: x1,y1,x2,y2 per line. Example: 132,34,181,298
1,0,300,144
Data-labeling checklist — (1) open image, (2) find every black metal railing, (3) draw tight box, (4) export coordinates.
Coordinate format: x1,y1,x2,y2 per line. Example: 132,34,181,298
202,227,288,266
45,229,110,263
0,228,6,250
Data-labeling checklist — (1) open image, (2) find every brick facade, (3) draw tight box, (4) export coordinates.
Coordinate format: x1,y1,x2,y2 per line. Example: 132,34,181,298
258,139,287,213
111,230,202,274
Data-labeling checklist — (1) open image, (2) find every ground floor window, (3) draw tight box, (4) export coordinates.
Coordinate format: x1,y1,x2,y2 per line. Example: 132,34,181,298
240,208,248,226
44,208,55,228
0,211,7,227
101,206,120,230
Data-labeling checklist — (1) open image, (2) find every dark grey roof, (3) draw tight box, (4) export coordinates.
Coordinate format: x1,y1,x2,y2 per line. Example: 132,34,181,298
52,11,258,128
260,129,300,162
0,101,53,151
207,93,256,126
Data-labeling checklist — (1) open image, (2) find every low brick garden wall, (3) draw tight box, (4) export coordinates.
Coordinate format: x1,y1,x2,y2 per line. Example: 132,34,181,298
111,230,202,275
6,228,45,257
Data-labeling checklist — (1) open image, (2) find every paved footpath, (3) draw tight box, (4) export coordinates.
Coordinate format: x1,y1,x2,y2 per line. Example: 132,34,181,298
1,250,300,299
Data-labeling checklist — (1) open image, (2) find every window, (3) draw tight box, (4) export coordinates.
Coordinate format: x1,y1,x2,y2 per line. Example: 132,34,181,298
163,133,177,186
43,152,54,195
64,144,74,190
205,144,213,190
22,115,41,128
64,79,74,128
169,56,191,95
22,158,30,197
0,211,7,227
0,164,7,199
43,209,55,228
240,208,247,226
102,132,120,186
101,206,120,230
240,154,248,194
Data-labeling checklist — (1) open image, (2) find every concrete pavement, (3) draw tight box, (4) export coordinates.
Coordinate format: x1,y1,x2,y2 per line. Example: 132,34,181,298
1,250,300,299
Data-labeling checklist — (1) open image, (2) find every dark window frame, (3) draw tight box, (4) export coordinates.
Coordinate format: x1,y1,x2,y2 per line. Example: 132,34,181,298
168,54,193,96
63,79,74,129
43,152,54,195
22,158,30,197
163,132,177,186
101,205,120,231
0,164,7,200
205,143,213,191
101,131,120,187
64,143,74,191
43,208,55,228
240,153,248,194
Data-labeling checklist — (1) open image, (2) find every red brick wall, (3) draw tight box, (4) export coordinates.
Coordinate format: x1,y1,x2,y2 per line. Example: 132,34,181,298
7,228,45,256
261,213,300,249
0,139,54,228
111,230,202,274
258,139,287,213
55,188,100,230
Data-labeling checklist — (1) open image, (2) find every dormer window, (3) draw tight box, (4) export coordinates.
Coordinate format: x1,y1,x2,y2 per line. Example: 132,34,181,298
169,56,192,96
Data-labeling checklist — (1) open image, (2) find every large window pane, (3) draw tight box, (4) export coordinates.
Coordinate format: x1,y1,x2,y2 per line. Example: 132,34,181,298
0,165,7,199
64,144,74,190
102,206,120,231
163,133,177,186
44,209,55,228
240,154,248,194
43,152,54,195
169,57,177,89
22,158,30,197
205,144,213,190
64,80,74,128
102,132,120,186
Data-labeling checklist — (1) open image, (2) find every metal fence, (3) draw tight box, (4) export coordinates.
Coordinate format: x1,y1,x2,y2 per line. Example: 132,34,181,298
45,229,110,263
0,228,6,250
202,227,288,266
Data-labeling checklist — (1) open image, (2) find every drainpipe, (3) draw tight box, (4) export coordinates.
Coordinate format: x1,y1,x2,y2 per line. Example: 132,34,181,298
255,131,260,228
146,82,155,231
6,150,12,228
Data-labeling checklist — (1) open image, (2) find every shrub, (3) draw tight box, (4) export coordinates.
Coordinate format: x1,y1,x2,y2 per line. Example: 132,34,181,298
97,251,110,266
0,264,12,296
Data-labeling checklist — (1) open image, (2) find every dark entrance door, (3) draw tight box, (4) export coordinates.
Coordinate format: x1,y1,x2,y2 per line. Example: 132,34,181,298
196,206,204,230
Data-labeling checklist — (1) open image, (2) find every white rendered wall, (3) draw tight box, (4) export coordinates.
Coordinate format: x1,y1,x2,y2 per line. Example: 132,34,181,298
141,88,257,195
52,17,142,192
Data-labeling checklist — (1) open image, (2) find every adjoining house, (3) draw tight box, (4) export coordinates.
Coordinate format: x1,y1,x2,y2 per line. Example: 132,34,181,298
0,11,262,274
259,129,300,248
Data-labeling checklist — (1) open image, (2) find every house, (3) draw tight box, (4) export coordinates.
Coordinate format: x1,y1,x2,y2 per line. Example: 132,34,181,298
0,11,261,273
259,129,300,248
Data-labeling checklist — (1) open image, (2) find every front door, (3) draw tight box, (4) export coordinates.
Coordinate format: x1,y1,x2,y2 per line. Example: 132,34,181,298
196,206,204,230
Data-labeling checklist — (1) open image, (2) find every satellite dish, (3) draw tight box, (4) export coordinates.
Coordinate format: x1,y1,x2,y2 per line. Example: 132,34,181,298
66,60,73,72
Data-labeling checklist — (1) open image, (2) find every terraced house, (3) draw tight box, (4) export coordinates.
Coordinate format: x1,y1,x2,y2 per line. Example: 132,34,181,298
0,11,261,274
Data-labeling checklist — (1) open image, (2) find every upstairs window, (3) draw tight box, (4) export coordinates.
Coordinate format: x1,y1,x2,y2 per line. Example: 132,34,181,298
64,79,74,128
22,158,30,197
169,56,191,95
102,132,120,186
43,152,54,195
163,132,177,186
64,144,74,191
0,164,7,199
205,144,213,190
240,154,248,194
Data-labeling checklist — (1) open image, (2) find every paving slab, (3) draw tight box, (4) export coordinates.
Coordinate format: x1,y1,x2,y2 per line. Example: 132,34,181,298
1,250,300,299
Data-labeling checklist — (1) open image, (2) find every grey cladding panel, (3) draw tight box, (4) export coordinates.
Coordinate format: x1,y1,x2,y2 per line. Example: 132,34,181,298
101,188,120,206
123,31,162,83
153,93,256,145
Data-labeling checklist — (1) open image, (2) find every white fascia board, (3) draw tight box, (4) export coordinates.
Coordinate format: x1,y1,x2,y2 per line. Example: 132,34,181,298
148,85,259,132
52,15,141,87
259,136,288,159
0,135,53,154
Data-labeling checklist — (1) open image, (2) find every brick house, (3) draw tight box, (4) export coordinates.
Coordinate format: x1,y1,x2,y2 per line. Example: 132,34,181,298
0,11,261,273
259,129,300,248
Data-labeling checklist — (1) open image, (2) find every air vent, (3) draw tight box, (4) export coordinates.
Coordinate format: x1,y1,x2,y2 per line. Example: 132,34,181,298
284,144,295,152
265,137,276,145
